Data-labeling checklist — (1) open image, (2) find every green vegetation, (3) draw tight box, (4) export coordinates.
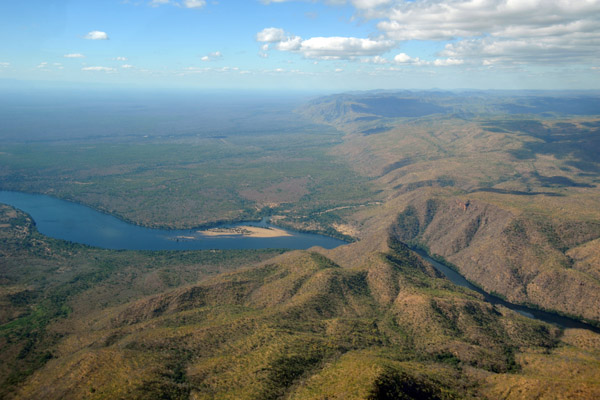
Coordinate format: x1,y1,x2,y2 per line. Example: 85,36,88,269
4,205,589,399
2,91,600,398
0,128,377,234
0,205,283,397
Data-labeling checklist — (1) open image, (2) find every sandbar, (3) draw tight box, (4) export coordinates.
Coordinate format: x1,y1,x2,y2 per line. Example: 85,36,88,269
198,225,291,238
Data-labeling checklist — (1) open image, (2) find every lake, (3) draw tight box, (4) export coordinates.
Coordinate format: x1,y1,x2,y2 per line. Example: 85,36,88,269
0,191,346,250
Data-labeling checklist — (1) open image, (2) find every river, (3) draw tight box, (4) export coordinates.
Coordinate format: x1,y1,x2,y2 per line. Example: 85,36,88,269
414,249,600,333
0,191,346,250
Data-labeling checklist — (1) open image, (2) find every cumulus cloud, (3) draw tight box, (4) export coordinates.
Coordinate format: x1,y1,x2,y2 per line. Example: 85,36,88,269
256,27,287,43
0,62,9,67
113,56,128,61
268,0,599,66
394,53,414,63
357,0,600,65
84,31,109,40
257,28,395,60
64,53,85,58
82,66,116,72
121,64,134,69
391,52,430,65
300,37,394,59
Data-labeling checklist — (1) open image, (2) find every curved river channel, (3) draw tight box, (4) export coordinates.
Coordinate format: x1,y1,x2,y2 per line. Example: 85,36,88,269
0,191,345,250
414,249,600,333
1,190,598,332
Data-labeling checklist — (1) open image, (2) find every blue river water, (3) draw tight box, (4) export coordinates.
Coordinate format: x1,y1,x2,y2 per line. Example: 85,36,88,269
0,191,346,250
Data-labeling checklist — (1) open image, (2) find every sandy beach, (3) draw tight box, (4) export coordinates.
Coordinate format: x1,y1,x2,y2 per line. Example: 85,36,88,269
198,225,292,238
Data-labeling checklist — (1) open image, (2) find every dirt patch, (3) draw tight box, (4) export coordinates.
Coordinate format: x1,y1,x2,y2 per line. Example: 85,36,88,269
333,223,359,238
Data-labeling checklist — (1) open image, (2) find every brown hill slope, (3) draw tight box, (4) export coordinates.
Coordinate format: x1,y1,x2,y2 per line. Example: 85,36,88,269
390,196,600,322
3,205,600,399
306,96,600,325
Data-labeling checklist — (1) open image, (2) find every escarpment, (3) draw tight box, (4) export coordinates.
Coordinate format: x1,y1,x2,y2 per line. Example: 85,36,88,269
390,197,600,323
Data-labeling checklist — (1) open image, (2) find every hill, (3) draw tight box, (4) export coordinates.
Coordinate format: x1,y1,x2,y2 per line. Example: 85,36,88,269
2,205,600,399
300,91,600,324
2,90,600,398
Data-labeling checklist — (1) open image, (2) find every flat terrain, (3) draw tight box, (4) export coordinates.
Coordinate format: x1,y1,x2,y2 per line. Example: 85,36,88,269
0,94,376,240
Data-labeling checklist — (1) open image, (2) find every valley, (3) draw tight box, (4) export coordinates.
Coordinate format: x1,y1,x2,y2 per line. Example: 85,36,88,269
1,90,600,398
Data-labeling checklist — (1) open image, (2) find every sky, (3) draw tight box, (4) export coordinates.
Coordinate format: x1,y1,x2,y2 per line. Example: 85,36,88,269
1,0,599,91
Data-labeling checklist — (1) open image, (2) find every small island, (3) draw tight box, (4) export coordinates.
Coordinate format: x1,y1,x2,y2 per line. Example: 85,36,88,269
198,225,292,238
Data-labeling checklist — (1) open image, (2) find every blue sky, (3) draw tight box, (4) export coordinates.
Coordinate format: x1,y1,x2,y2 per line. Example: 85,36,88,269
1,0,599,91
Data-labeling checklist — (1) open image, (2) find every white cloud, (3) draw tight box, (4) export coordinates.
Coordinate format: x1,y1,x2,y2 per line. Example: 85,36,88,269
391,52,429,65
0,62,9,67
256,27,287,43
301,37,395,59
36,62,48,69
393,53,411,63
434,57,464,66
82,66,116,72
275,36,303,51
182,0,205,8
373,0,600,41
201,51,223,61
356,0,600,65
84,30,109,40
64,53,85,58
121,64,134,69
113,56,128,61
351,0,391,9
282,0,600,66
257,28,395,60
